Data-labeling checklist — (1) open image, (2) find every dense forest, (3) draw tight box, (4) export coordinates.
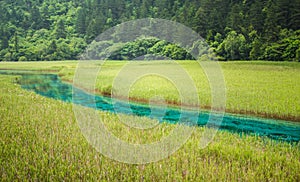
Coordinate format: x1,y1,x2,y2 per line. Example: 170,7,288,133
0,0,299,61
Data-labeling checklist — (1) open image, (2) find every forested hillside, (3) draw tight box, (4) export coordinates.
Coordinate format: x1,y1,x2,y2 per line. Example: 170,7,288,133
0,0,299,61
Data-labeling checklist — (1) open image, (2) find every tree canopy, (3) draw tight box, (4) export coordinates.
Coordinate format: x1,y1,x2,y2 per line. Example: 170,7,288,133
0,0,299,61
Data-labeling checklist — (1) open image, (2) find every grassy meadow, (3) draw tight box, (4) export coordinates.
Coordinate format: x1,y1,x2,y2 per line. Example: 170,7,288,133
0,73,299,181
1,61,299,121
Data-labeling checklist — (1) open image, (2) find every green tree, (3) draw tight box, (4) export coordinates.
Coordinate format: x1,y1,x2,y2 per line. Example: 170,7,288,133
276,0,292,29
163,44,187,60
86,19,97,42
18,56,27,62
75,7,87,35
249,1,266,33
250,38,263,60
55,19,66,39
14,32,19,53
220,31,249,60
0,0,298,61
0,27,9,50
193,7,208,37
227,3,244,33
263,43,284,61
289,0,300,30
48,40,57,55
30,6,43,30
264,0,281,42
296,48,300,62
140,0,150,18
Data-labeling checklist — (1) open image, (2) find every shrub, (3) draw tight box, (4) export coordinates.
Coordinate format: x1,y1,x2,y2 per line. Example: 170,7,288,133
18,56,28,62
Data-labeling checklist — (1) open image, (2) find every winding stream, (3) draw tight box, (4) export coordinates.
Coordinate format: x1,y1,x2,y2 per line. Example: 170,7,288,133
1,70,299,142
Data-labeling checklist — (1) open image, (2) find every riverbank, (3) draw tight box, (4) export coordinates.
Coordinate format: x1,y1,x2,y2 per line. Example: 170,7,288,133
1,61,299,121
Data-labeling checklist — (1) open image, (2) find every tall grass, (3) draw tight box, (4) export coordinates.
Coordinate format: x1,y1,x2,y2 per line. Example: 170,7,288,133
71,61,300,121
0,60,299,121
0,74,299,181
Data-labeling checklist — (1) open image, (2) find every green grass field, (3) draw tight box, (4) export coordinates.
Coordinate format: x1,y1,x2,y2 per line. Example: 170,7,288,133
0,74,299,181
1,61,299,121
0,61,300,181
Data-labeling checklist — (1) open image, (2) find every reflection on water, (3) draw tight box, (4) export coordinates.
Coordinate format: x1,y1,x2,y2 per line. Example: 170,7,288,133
1,70,300,142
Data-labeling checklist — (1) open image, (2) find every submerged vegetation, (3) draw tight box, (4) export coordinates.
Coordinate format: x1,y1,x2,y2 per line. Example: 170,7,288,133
0,74,299,181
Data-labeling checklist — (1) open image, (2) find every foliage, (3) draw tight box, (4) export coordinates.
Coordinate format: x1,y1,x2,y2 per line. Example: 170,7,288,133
216,31,249,60
263,30,300,61
18,56,27,62
108,39,194,60
0,0,299,61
